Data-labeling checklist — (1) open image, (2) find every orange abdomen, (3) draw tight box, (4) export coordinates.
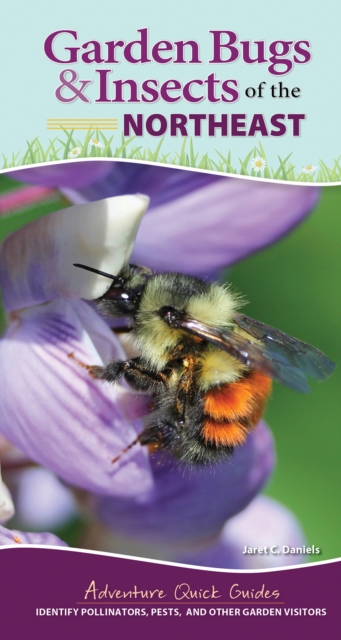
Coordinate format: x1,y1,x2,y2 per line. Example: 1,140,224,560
202,371,272,447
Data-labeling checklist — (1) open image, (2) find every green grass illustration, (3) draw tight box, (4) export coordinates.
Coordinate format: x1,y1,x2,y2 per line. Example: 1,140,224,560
2,129,341,183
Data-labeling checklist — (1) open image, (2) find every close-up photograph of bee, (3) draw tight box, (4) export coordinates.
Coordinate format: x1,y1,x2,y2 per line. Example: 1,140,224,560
73,261,335,467
0,160,339,569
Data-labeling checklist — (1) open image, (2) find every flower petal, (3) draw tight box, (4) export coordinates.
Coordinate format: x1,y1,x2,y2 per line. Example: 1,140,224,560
175,496,307,568
60,162,320,275
7,161,113,188
95,421,275,545
62,161,221,208
0,524,67,546
0,299,153,497
131,179,319,274
7,162,319,274
0,195,149,311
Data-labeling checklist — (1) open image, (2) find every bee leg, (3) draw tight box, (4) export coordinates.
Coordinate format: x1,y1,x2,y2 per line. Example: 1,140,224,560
112,417,178,465
112,436,140,464
68,352,125,381
90,360,127,382
139,421,181,452
121,358,172,392
68,352,99,372
91,357,171,392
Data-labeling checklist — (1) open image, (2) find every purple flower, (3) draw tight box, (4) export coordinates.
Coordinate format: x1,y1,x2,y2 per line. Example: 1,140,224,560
94,421,274,545
0,195,154,496
0,162,320,565
174,496,307,569
10,162,319,275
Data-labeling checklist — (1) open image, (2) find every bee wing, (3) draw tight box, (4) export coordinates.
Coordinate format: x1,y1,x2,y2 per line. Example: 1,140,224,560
234,313,336,382
172,316,311,393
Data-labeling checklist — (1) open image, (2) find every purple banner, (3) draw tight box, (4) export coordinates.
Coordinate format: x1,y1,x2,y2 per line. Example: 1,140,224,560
0,549,339,638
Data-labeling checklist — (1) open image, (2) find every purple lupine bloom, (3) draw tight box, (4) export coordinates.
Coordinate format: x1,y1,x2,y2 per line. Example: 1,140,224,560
9,161,319,275
174,496,306,569
94,421,274,545
0,194,154,496
0,162,319,565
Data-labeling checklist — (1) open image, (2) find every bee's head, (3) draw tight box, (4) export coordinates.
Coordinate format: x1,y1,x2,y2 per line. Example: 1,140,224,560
99,264,152,317
74,263,152,317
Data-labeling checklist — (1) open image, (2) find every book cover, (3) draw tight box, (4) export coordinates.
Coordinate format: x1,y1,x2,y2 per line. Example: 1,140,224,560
0,1,339,637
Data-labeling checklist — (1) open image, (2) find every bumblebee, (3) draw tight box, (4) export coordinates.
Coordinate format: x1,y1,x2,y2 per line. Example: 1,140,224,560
74,263,335,466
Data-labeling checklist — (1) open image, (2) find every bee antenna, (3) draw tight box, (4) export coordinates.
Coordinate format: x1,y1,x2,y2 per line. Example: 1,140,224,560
73,263,117,280
112,436,140,464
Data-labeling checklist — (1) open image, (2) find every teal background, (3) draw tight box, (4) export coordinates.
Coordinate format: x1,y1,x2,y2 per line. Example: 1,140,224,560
0,174,340,562
1,0,340,174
